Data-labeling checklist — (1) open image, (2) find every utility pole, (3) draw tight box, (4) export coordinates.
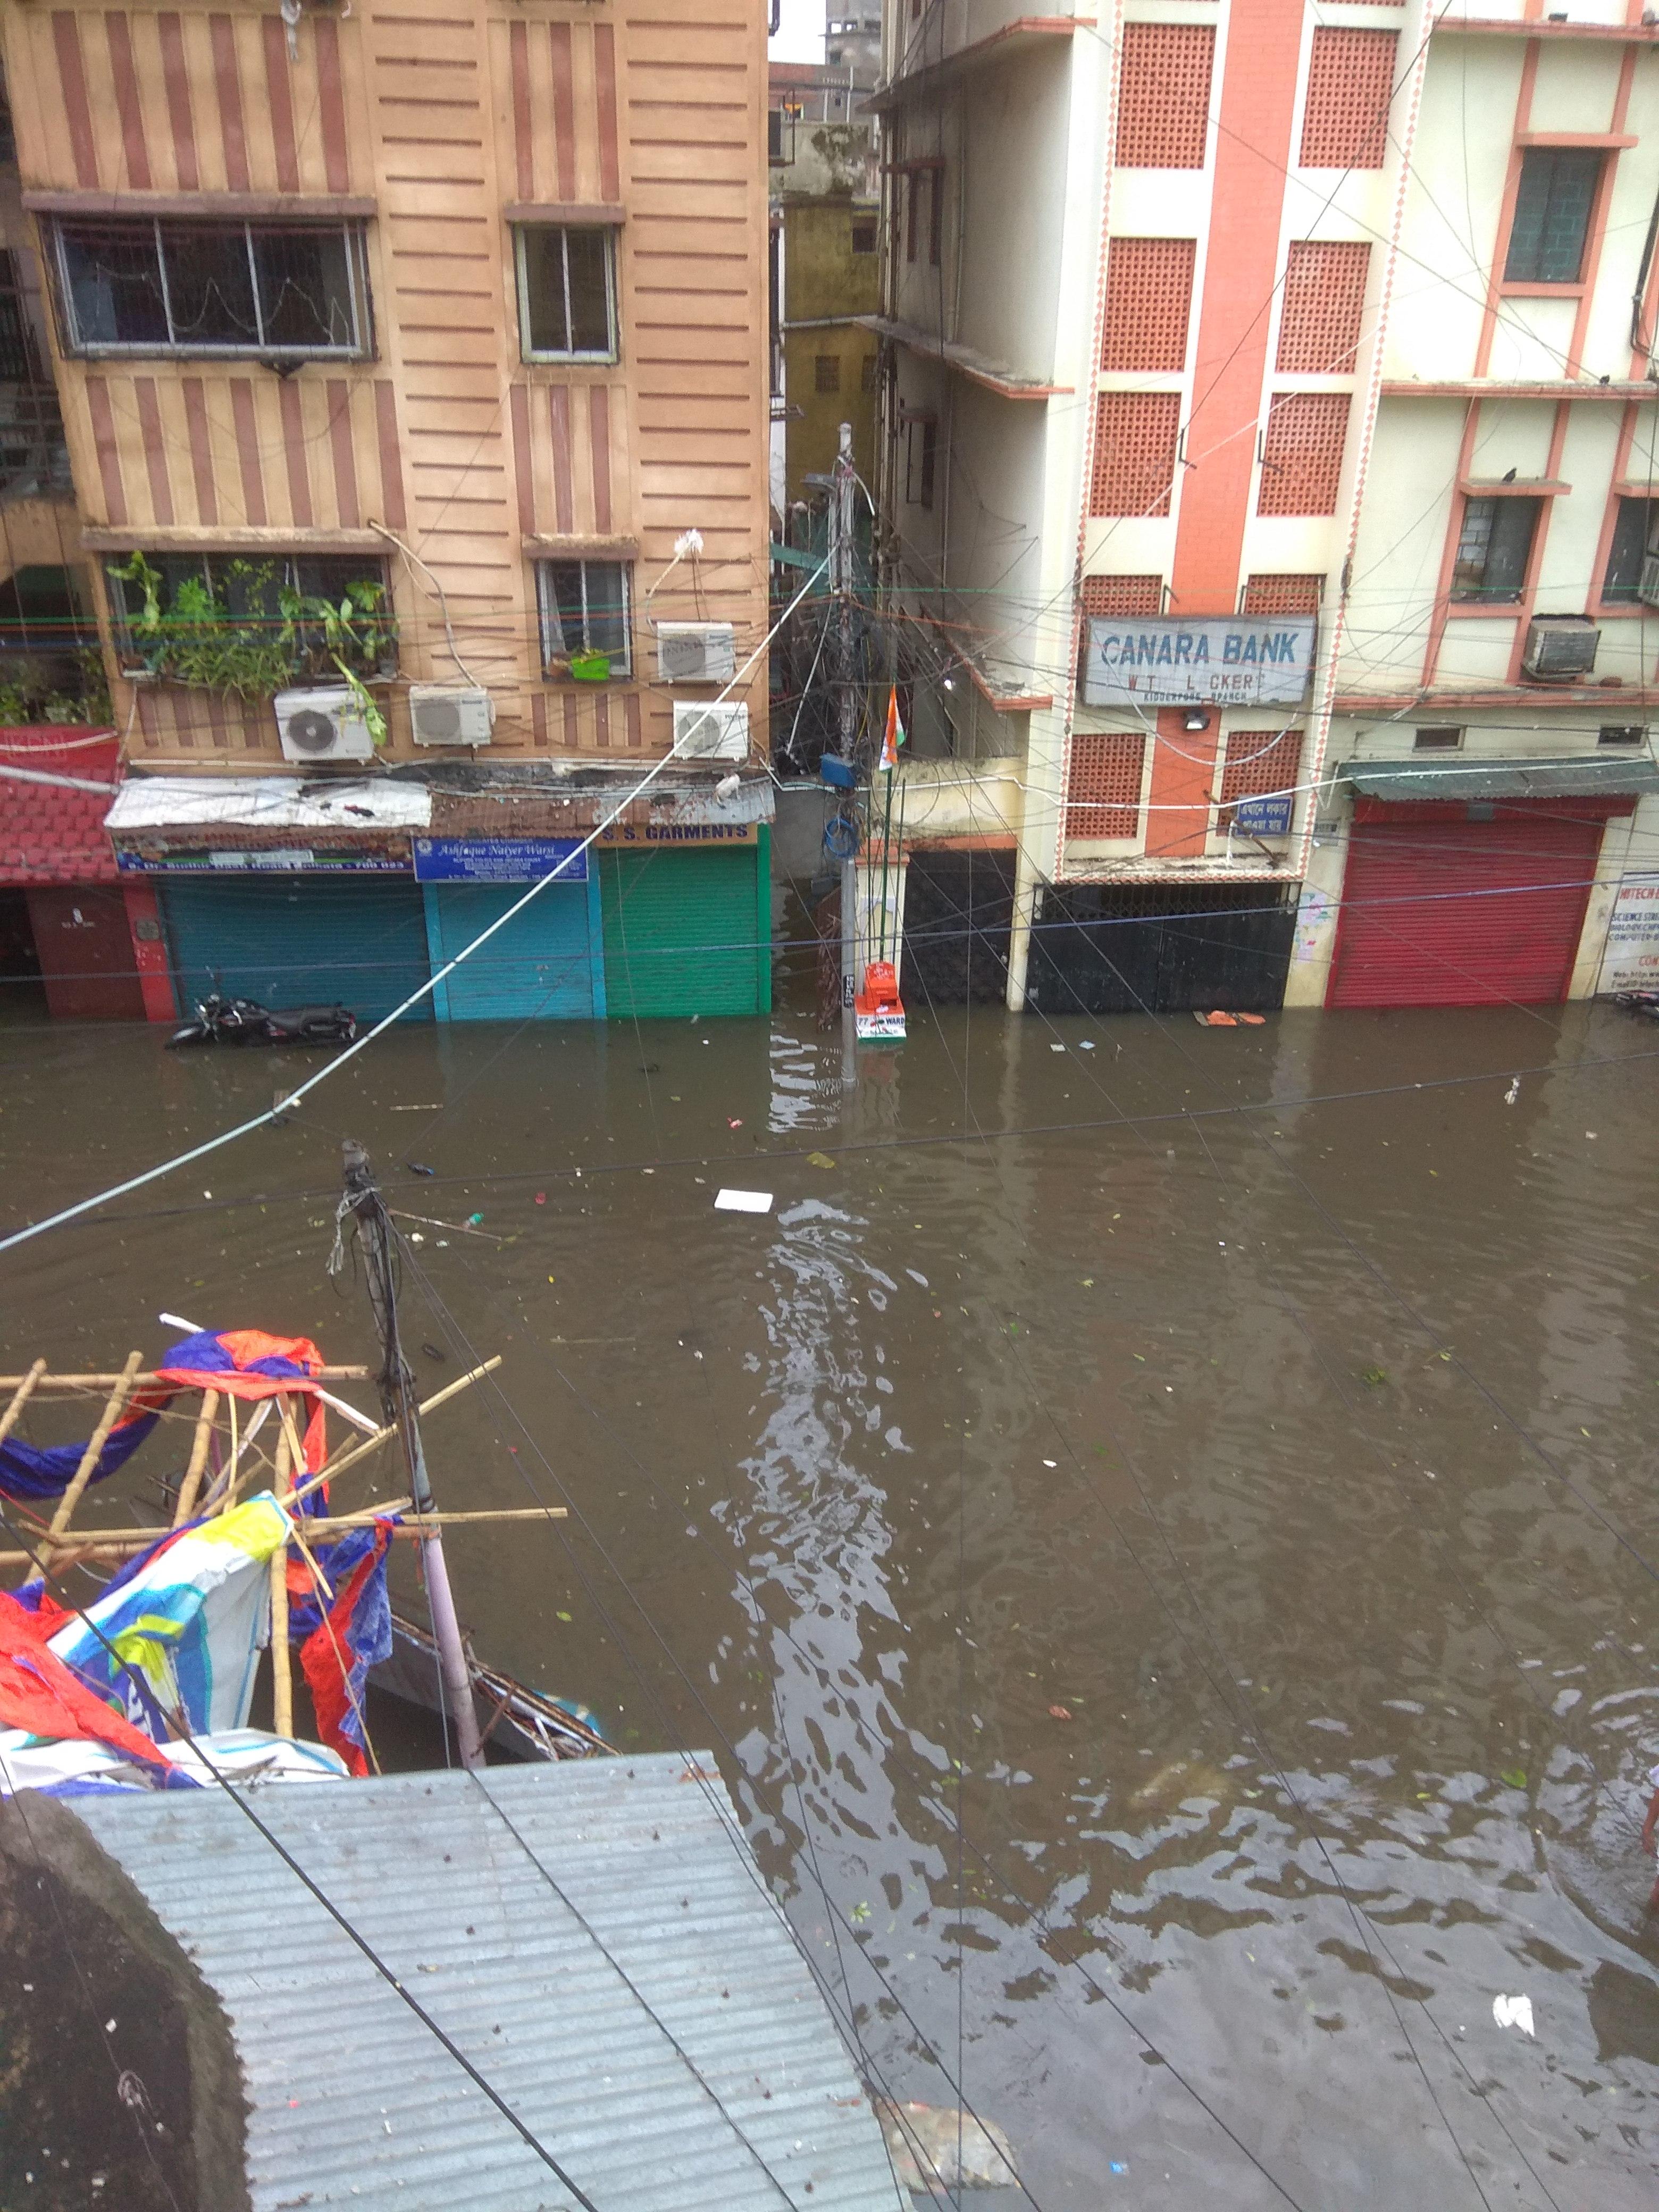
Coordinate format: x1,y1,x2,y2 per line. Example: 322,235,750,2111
338,1139,483,1770
830,419,859,1077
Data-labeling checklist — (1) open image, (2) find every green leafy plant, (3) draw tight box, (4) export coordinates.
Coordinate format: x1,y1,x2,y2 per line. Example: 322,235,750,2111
109,553,397,738
0,646,112,727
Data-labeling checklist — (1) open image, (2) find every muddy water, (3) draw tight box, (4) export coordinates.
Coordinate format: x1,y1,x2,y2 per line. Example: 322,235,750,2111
5,985,1659,2208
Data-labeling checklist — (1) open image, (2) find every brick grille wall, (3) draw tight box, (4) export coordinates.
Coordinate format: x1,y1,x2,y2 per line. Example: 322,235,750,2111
1298,29,1396,170
1219,728,1303,807
1068,733,1146,840
1257,392,1350,515
1102,238,1197,372
1116,25,1215,169
1080,574,1165,617
1276,241,1371,373
1241,572,1325,614
1091,391,1182,516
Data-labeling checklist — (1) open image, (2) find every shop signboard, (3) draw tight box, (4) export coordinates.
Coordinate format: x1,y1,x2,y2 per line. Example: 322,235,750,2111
116,848,407,873
1596,872,1659,993
1083,616,1316,707
413,836,588,883
595,820,760,848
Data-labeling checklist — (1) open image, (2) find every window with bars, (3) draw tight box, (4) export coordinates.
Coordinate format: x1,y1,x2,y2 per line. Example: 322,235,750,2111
1116,25,1214,169
106,551,396,682
1257,392,1349,515
1504,149,1602,284
1102,238,1196,373
537,559,632,676
1080,574,1165,617
1242,573,1325,615
1413,725,1462,750
53,217,370,358
1276,241,1370,373
1298,29,1396,170
1451,496,1540,601
1603,495,1658,602
1068,733,1146,840
1219,728,1302,809
1091,391,1182,517
815,353,841,393
516,225,618,362
861,353,879,391
903,414,937,507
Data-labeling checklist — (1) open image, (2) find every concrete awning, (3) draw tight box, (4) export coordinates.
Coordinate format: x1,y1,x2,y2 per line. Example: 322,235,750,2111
1341,754,1659,802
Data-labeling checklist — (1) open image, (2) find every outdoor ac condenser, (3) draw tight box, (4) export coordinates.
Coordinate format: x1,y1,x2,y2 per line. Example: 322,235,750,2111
673,701,750,760
656,623,738,685
1521,617,1599,682
409,683,496,745
274,686,376,763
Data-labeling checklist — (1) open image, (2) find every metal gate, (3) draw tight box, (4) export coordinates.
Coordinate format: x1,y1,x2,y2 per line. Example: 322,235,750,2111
599,841,770,1019
1028,883,1294,1014
162,876,433,1023
423,881,600,1021
1328,804,1607,1009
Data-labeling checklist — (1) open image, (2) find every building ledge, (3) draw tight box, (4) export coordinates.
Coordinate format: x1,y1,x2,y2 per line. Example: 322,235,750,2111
1342,753,1659,801
1433,13,1659,38
23,187,378,221
1382,379,1658,399
859,316,1069,399
862,17,1094,114
82,524,389,555
1337,686,1659,710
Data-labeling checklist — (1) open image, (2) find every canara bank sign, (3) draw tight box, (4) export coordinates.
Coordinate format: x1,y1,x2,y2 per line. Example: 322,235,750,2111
1083,616,1317,707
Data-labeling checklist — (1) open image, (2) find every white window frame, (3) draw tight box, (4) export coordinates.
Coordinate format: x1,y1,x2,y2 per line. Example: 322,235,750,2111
52,216,371,360
536,558,633,676
514,225,619,364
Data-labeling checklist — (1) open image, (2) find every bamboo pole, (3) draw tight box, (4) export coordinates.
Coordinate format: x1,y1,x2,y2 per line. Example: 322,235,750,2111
269,1547,293,1738
172,1389,219,1526
0,1367,371,1389
289,1358,503,1505
38,1352,143,1565
0,1360,46,1448
0,1505,569,1571
275,1396,308,1498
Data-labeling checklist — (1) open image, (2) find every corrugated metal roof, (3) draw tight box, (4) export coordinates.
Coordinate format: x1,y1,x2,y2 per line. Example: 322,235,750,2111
106,776,433,832
1343,753,1659,801
0,732,122,884
69,1755,905,2212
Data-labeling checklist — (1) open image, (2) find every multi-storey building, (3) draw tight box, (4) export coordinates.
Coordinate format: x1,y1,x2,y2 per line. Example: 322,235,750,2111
0,0,775,1025
872,0,1659,1015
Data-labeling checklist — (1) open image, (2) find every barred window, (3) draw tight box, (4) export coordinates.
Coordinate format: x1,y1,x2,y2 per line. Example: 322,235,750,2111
1102,239,1196,373
105,551,395,681
1277,241,1370,374
516,225,618,362
1091,391,1182,517
1603,496,1658,602
53,217,370,358
1298,29,1395,170
815,354,841,393
1451,497,1539,602
1068,733,1146,840
1116,25,1214,169
1505,149,1601,284
1257,392,1349,516
537,559,632,675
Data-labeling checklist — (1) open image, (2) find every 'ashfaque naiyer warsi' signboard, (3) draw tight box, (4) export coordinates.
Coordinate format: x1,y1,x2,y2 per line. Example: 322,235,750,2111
1083,616,1316,708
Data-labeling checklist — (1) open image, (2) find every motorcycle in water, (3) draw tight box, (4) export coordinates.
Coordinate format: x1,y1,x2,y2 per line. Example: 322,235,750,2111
167,992,360,1049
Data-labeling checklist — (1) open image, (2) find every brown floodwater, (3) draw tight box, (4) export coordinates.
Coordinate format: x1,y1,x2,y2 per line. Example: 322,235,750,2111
4,974,1659,2209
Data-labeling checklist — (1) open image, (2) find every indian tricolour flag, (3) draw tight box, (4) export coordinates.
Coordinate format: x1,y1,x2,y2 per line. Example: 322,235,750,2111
880,685,906,772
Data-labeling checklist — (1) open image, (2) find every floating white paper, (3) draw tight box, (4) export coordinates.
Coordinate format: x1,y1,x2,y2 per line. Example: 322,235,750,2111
1493,1994,1534,2037
715,1188,773,1213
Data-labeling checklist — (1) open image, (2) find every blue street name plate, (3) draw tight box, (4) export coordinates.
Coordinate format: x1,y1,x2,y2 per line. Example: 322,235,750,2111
413,836,588,884
1231,793,1294,836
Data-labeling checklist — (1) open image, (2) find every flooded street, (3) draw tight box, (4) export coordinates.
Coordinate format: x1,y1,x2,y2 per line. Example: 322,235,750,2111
5,985,1659,2209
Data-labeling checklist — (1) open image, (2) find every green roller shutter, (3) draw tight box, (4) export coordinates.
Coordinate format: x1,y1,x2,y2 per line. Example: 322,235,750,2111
600,839,769,1018
423,879,599,1021
163,875,433,1023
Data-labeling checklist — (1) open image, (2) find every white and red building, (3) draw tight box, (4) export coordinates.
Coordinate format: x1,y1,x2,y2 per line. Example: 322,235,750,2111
871,0,1659,1012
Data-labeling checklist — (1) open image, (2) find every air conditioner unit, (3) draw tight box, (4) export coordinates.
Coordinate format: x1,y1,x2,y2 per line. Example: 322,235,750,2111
409,682,495,746
656,623,738,685
1521,616,1599,683
274,685,376,763
673,700,750,760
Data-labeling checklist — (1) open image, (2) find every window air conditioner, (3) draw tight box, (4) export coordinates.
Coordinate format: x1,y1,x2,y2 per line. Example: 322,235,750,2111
409,683,496,746
673,700,750,760
1521,616,1599,683
656,622,738,685
274,685,376,763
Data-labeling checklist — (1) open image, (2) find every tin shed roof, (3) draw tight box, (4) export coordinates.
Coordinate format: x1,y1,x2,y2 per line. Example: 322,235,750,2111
0,730,121,884
1342,753,1659,802
67,1755,904,2212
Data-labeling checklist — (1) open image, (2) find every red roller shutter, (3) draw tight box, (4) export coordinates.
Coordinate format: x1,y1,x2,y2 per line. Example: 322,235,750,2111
1328,801,1610,1009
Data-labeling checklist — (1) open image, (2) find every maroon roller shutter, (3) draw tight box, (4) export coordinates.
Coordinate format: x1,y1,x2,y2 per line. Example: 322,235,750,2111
1328,802,1608,1009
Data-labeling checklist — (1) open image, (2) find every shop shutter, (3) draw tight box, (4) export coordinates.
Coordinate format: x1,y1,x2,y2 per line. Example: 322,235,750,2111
163,876,433,1023
1328,810,1604,1008
600,844,767,1019
424,882,596,1021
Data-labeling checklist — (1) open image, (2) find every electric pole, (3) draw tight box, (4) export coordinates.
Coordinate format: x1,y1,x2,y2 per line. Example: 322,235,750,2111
338,1140,483,1770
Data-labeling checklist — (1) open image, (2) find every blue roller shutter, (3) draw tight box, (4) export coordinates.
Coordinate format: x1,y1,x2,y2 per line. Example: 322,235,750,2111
162,876,433,1023
599,840,768,1018
423,879,599,1020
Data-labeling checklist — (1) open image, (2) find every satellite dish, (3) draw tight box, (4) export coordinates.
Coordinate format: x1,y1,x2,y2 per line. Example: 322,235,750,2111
285,707,338,752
